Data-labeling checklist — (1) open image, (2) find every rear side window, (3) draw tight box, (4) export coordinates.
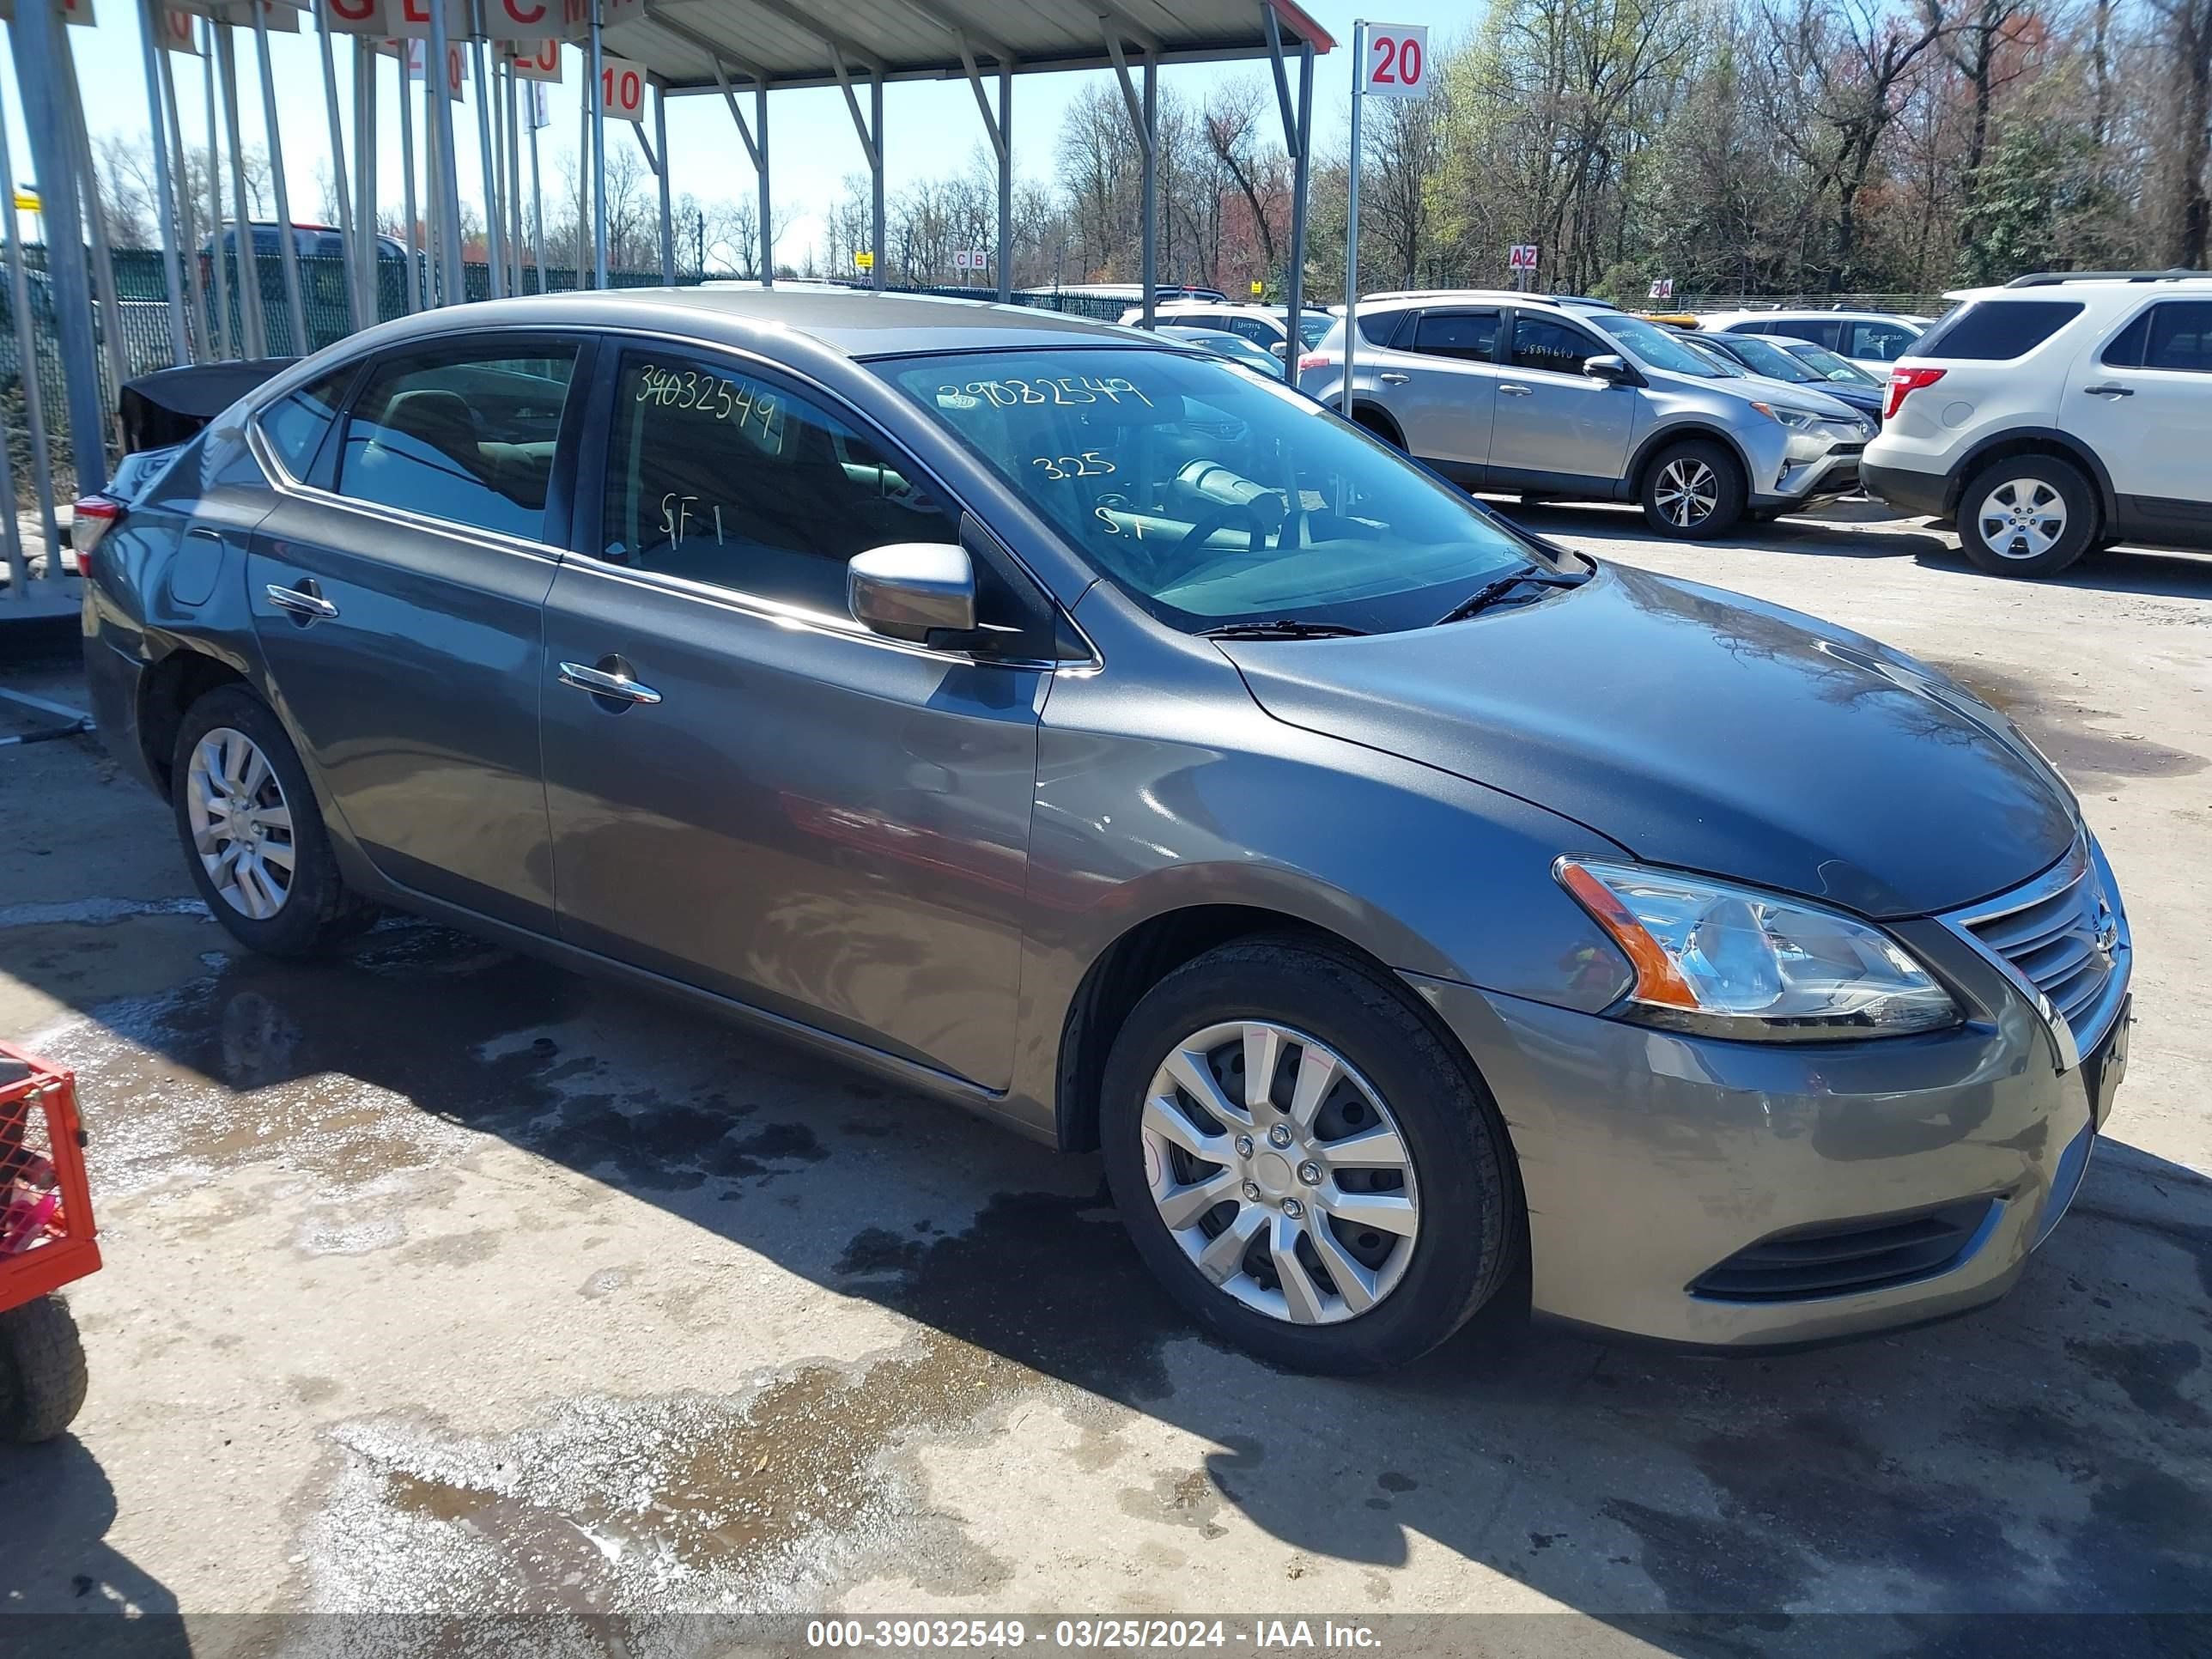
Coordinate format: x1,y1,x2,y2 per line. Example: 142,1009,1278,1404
597,350,955,613
1912,301,2083,362
1355,309,1409,345
1767,319,1843,349
336,343,579,541
257,366,354,482
2102,301,2212,373
1410,310,1499,362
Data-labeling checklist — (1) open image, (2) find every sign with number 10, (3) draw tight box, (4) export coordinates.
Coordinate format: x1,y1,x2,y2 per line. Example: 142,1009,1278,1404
1361,25,1429,99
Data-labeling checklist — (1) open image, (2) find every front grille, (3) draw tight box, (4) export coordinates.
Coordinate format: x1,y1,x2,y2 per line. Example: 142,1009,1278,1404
1689,1200,1995,1303
1956,842,2121,1046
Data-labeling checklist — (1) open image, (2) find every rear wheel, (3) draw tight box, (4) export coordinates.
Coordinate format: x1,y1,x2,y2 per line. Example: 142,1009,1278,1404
1958,455,2098,577
171,686,374,957
1640,439,1747,539
1100,937,1519,1374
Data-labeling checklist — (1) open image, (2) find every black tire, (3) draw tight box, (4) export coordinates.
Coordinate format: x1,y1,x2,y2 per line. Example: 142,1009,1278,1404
171,685,375,957
1099,936,1520,1375
0,1295,88,1443
1352,410,1405,449
1639,438,1747,539
1957,454,2099,578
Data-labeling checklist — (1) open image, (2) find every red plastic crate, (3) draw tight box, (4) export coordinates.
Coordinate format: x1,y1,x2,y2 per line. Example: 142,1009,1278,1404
0,1043,100,1312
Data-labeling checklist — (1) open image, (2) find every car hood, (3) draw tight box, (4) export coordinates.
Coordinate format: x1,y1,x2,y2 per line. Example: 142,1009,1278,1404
1217,562,2077,919
1653,368,1864,422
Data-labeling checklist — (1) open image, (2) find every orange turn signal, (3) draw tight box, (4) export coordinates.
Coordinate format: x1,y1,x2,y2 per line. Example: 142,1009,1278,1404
1556,860,1700,1010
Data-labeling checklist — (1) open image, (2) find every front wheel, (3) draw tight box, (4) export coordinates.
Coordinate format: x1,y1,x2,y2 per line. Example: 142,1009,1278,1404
1640,439,1747,539
0,1295,88,1443
1958,455,2098,577
1100,938,1520,1374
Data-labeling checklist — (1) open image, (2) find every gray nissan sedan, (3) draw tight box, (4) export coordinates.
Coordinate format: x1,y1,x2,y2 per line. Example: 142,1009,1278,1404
78,289,2132,1373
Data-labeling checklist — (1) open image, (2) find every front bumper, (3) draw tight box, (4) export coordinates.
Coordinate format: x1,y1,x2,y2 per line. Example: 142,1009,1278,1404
1753,445,1863,508
1407,898,2127,1349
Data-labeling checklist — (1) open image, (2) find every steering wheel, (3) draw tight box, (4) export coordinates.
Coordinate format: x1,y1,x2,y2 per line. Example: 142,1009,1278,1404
1172,501,1274,562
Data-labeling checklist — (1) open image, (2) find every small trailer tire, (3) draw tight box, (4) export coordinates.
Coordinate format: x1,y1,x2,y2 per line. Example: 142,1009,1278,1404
0,1294,89,1443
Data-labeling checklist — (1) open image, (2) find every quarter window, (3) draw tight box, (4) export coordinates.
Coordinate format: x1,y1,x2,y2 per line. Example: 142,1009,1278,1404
335,343,578,540
1911,301,2081,362
599,352,955,613
258,366,353,482
1410,311,1500,362
1509,314,1599,374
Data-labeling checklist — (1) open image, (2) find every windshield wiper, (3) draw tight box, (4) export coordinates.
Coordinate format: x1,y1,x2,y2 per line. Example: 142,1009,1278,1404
1198,618,1369,641
1433,563,1584,626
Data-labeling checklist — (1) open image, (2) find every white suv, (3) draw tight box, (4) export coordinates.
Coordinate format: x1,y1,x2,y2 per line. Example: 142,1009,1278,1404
1861,272,2212,577
1700,308,1929,374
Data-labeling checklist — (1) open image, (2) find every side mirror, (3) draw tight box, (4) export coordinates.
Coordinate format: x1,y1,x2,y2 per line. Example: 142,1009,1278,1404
1269,340,1289,360
848,542,978,646
1583,353,1636,386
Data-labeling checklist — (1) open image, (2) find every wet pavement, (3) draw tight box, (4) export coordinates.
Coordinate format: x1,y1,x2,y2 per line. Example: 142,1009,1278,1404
2,507,2209,1657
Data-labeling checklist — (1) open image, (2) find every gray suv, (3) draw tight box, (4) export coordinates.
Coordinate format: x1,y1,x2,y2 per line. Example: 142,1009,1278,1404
80,289,2126,1373
1299,290,1872,538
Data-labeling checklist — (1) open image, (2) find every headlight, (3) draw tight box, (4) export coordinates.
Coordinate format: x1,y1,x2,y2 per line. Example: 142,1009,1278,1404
1555,857,1960,1040
1752,401,1829,432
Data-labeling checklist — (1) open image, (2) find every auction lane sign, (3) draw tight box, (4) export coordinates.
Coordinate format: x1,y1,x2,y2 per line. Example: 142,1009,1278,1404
1344,22,1430,416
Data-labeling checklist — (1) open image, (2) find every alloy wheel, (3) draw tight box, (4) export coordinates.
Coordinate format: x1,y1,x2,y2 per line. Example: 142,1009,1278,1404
1977,477,2068,561
185,726,295,920
1654,458,1720,528
1139,1020,1419,1325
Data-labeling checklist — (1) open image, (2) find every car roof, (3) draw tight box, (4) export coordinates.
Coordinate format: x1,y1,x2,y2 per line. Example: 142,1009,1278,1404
1942,276,2212,301
1358,288,1614,312
1704,308,1923,325
334,286,1161,362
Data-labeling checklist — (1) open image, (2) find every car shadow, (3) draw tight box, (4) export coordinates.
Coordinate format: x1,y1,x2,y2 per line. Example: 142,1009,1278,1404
12,915,2210,1648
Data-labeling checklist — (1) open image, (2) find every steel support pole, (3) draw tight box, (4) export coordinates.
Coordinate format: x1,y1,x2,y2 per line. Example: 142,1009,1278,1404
216,27,270,358
470,18,504,298
0,83,59,564
0,374,21,599
588,0,608,288
203,39,234,357
315,0,360,333
756,84,771,286
997,64,1012,301
137,0,191,364
398,43,422,311
505,63,525,292
354,42,379,325
1342,21,1364,420
1265,6,1315,384
428,3,466,302
870,72,884,289
10,6,106,494
157,32,206,360
527,90,546,289
654,82,675,282
250,5,310,354
1140,56,1157,326
58,27,132,419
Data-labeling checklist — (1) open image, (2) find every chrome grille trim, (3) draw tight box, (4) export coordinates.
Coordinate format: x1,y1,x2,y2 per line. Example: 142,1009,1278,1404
1942,832,2130,1074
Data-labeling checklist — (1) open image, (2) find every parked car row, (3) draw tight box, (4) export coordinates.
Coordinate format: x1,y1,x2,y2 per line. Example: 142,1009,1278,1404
75,285,2130,1374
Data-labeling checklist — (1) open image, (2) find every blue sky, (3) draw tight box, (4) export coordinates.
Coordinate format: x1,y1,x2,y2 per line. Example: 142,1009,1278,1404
1,2,1465,274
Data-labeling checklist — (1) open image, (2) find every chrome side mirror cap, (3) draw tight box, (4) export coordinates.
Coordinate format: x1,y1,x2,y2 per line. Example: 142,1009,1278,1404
848,542,978,645
1583,353,1637,386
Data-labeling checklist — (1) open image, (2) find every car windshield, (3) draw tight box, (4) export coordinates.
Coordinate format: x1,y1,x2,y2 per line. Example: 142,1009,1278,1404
1589,312,1736,378
879,346,1558,635
1712,331,1822,384
1780,341,1880,386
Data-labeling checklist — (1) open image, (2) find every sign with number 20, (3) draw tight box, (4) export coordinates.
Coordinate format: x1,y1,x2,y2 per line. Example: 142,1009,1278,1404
1362,25,1428,99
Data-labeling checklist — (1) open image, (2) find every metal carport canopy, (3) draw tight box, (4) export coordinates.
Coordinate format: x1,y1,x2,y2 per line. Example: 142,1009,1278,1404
611,0,1334,92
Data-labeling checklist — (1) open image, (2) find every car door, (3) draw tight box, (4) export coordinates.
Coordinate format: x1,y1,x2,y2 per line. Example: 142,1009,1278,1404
246,334,587,931
538,342,1050,1091
1486,311,1635,489
2062,299,2212,541
1375,307,1504,483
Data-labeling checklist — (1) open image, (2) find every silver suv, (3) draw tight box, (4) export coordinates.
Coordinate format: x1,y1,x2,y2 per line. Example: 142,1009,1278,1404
1299,291,1873,538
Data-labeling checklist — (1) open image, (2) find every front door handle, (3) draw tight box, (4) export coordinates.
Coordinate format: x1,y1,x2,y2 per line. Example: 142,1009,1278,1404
557,659,662,707
1377,372,1410,385
264,581,338,623
1498,383,1534,396
2082,383,2135,398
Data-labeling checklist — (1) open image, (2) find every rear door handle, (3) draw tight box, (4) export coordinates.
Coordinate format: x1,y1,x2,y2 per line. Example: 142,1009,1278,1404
264,581,338,622
1377,372,1410,385
2082,383,2135,398
1498,383,1534,396
557,660,662,706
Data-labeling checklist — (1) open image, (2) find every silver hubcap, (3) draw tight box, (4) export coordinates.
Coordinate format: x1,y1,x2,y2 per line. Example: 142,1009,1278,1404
1654,459,1719,527
1139,1020,1419,1326
1978,477,2067,560
185,726,295,921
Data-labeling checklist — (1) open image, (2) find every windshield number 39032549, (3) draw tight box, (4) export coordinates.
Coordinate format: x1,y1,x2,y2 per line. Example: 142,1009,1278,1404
1033,451,1116,481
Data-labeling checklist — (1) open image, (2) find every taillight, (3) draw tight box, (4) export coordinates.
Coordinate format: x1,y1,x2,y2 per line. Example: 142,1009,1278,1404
66,495,122,578
1297,354,1330,374
1884,365,1945,422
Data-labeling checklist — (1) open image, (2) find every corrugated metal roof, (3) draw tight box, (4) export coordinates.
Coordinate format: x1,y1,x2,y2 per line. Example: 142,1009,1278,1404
616,0,1334,94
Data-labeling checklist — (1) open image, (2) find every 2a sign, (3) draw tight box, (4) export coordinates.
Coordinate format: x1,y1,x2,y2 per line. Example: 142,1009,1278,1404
1361,25,1429,99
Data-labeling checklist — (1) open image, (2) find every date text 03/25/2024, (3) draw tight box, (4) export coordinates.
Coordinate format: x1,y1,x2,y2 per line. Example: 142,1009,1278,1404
805,1619,1383,1651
